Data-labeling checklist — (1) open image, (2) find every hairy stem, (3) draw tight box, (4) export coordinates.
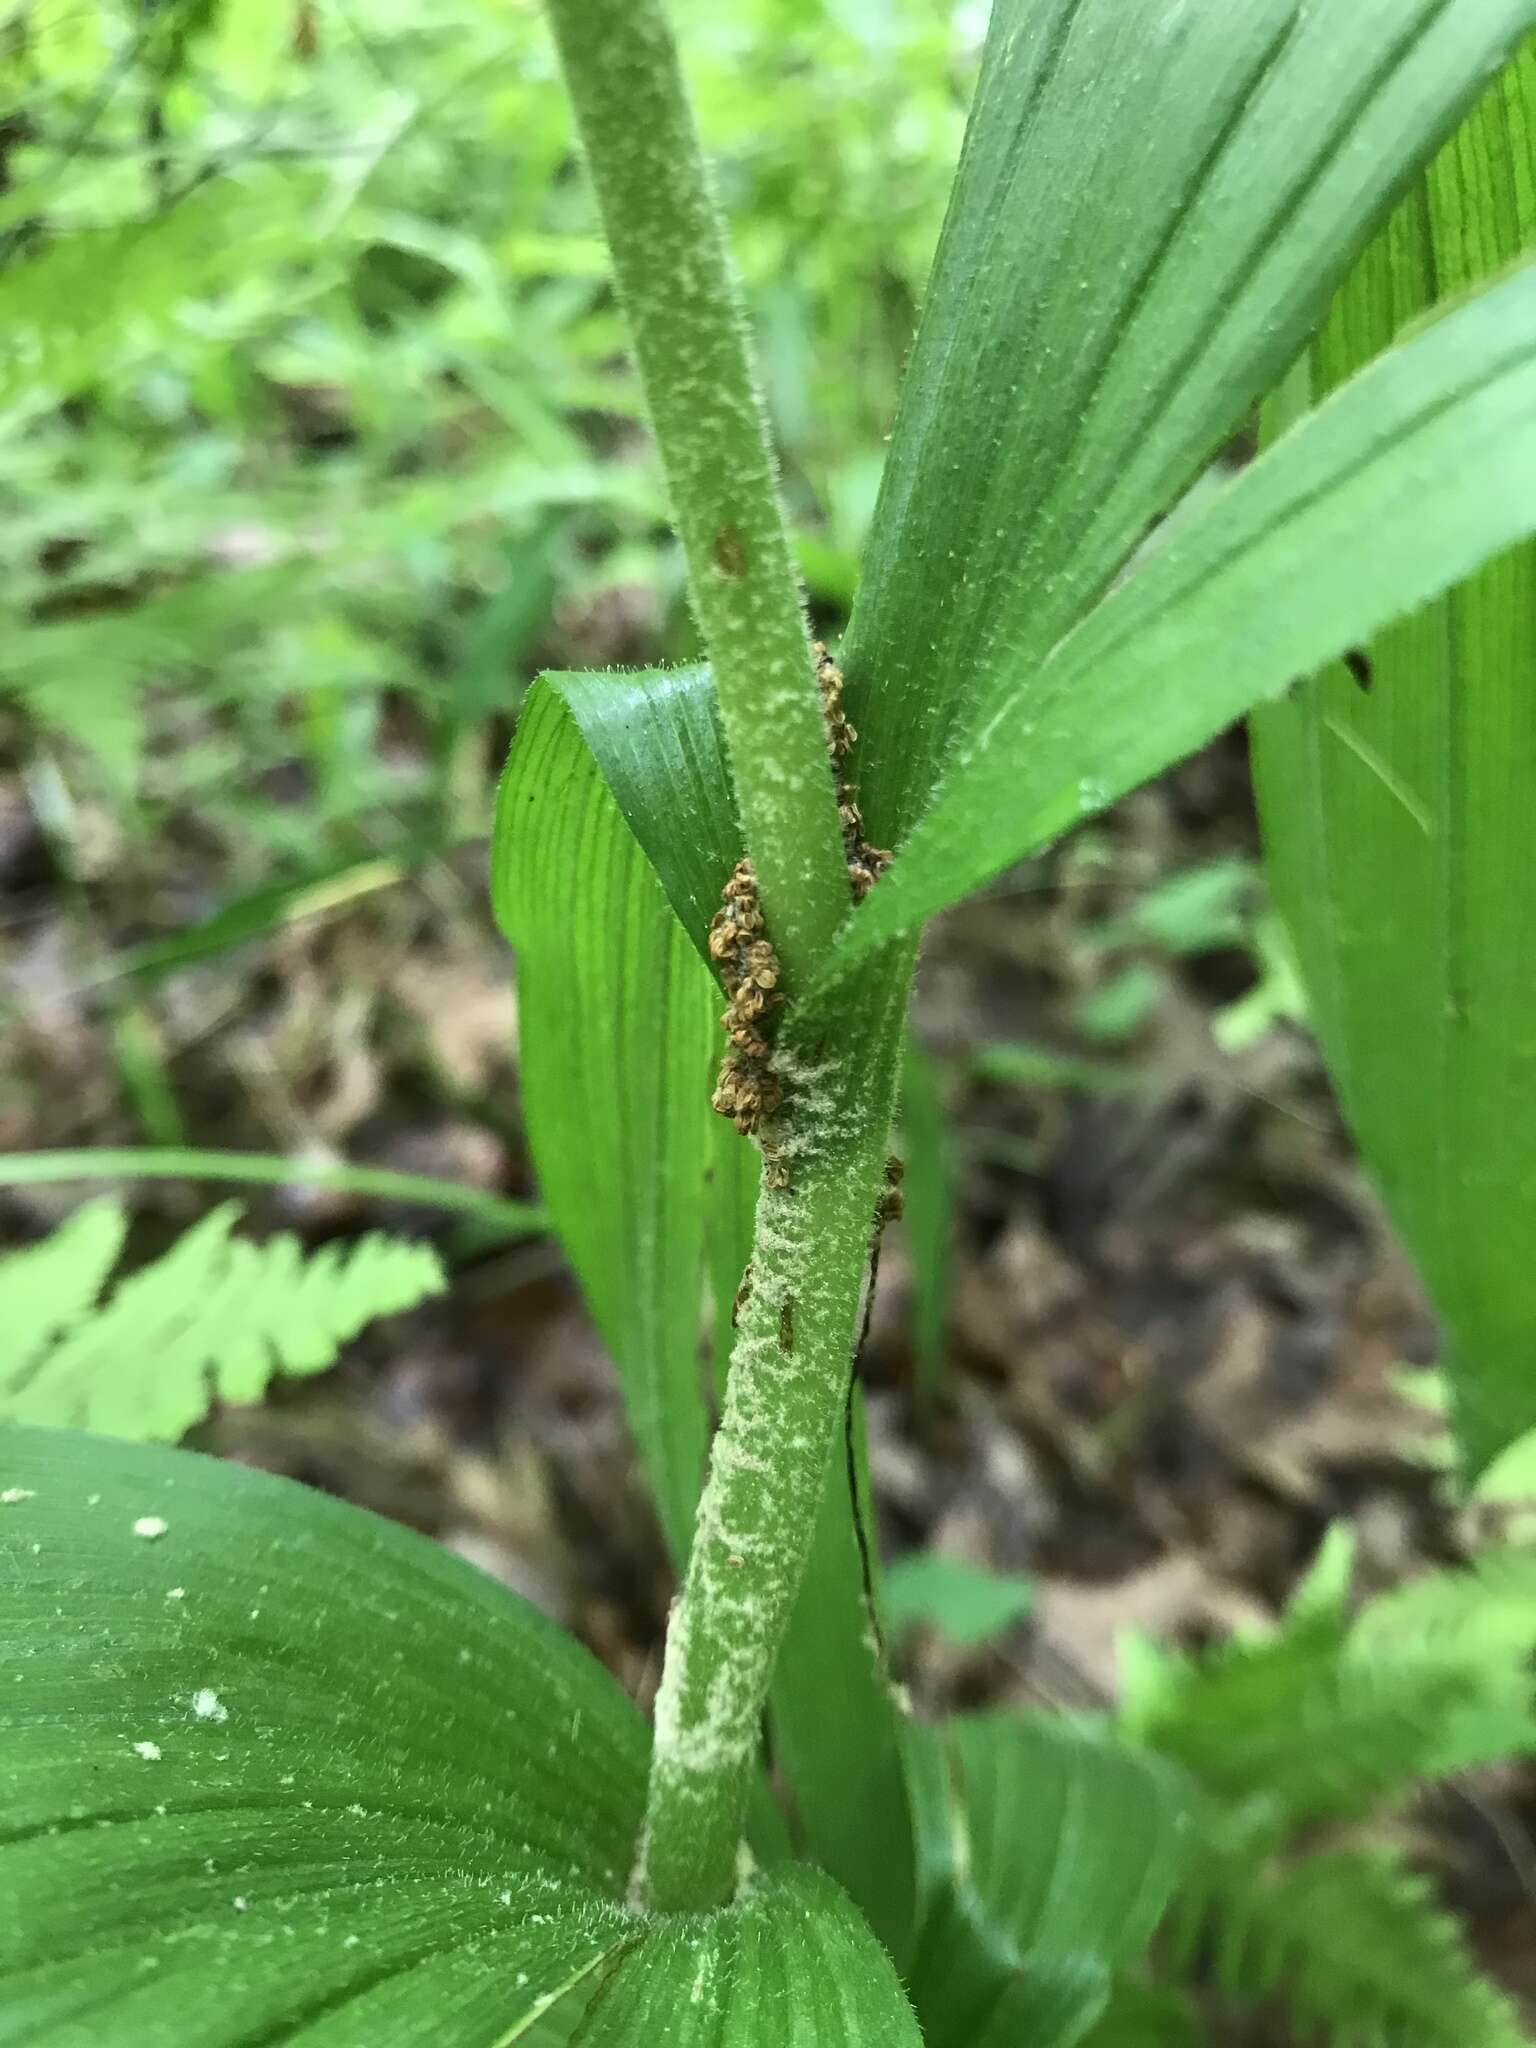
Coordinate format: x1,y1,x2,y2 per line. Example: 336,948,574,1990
542,0,849,995
633,948,916,1913
545,0,914,1915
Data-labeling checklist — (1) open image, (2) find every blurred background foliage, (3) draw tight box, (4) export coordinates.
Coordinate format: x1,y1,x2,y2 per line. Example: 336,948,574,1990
2,0,970,865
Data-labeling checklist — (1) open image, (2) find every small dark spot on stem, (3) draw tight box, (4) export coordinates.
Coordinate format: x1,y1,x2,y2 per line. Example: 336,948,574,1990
1343,647,1373,691
712,525,748,578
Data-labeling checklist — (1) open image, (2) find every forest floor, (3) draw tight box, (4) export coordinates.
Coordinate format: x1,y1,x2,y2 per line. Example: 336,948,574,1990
3,715,1533,2033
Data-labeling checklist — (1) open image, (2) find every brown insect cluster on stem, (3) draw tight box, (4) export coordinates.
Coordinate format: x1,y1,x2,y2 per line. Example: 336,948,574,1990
708,859,785,1136
815,641,892,902
708,643,891,1159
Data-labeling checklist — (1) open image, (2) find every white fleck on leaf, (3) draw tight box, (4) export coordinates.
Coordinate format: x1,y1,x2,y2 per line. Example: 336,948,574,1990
133,1516,169,1539
190,1688,227,1723
132,1741,162,1762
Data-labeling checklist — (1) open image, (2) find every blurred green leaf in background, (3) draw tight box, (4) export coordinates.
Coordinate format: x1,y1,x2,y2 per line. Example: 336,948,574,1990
1253,45,1536,1472
2,0,966,880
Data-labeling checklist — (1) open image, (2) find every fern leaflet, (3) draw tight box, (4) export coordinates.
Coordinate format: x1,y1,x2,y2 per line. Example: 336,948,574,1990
1134,1625,1532,1827
0,1198,444,1441
1168,1844,1529,2048
1127,1549,1536,1827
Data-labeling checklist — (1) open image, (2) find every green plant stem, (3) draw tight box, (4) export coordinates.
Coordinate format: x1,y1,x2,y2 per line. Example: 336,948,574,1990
545,0,916,1915
0,1148,545,1237
633,947,916,1913
542,0,848,995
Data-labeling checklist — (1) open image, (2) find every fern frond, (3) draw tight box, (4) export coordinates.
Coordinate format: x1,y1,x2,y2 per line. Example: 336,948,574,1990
0,1199,445,1441
1131,1619,1527,1827
1168,1844,1529,2048
0,179,316,407
1132,1535,1536,1824
1121,1533,1536,2039
1359,1551,1536,1668
0,1199,128,1383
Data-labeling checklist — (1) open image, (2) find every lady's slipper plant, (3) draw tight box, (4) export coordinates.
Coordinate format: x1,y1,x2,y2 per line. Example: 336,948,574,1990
4,3,1536,2042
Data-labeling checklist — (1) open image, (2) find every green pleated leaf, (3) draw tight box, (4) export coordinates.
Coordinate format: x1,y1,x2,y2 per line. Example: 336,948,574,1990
1251,48,1536,1472
952,1958,1109,2048
819,257,1536,994
950,1715,1192,1970
843,0,1536,851
492,677,730,1564
552,664,743,961
3,1429,913,2045
903,1715,1190,2048
0,1425,648,2045
565,1867,921,2045
906,1888,1109,2048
